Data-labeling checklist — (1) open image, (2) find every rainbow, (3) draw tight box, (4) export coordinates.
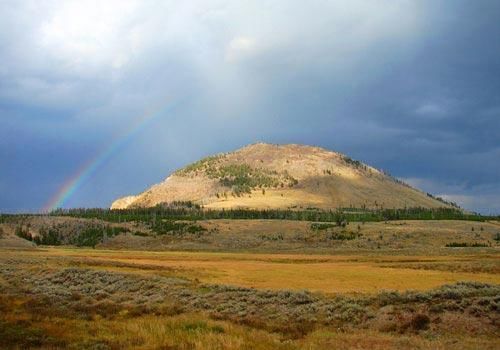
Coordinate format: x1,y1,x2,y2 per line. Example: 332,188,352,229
42,97,183,212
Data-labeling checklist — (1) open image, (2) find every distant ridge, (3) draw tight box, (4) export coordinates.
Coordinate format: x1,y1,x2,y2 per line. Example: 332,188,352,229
111,143,452,210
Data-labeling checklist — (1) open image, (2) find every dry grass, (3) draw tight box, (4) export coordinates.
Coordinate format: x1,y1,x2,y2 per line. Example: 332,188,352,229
113,143,448,210
0,293,290,350
299,329,500,350
1,217,499,349
4,217,499,254
97,219,500,253
108,256,499,293
1,216,499,349
1,248,499,349
18,247,499,294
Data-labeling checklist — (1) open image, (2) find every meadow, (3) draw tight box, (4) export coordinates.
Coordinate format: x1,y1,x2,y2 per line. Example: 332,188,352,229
21,248,500,293
1,215,499,349
1,244,499,349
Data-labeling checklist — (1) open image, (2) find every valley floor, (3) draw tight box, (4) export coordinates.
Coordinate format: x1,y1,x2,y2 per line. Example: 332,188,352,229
0,246,499,349
14,247,500,293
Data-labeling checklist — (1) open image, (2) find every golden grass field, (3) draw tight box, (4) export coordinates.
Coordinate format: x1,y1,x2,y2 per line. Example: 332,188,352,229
1,246,499,349
30,247,500,294
1,218,499,349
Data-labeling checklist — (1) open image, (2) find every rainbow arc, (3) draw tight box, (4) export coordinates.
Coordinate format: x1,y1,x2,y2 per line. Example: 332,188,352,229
42,97,182,212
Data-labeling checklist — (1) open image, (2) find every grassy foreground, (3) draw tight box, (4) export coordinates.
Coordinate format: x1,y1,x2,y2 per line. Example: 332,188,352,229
1,247,499,349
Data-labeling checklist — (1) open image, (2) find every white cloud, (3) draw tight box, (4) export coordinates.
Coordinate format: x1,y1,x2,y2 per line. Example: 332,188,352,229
39,0,140,71
225,36,258,63
0,0,425,114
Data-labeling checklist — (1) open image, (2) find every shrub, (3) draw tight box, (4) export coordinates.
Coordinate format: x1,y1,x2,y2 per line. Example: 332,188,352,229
182,321,224,334
132,231,149,237
151,220,188,234
15,226,32,241
310,223,335,230
408,313,430,331
328,232,358,240
445,242,488,248
72,227,103,247
0,320,65,348
259,233,284,241
185,224,206,234
151,220,206,236
34,228,62,246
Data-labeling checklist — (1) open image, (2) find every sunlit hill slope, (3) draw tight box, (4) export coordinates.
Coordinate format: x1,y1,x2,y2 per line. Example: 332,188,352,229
111,143,451,210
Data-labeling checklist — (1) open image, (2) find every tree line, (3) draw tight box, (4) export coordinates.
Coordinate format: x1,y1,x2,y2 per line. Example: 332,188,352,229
44,205,492,224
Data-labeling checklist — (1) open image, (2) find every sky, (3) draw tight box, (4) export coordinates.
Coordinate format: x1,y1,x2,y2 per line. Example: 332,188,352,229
0,0,499,214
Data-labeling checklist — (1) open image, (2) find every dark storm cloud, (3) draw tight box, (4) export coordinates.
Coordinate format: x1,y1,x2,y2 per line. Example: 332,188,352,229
0,0,499,213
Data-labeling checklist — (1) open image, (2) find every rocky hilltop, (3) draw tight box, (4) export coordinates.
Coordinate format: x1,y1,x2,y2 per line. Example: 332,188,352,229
111,143,449,210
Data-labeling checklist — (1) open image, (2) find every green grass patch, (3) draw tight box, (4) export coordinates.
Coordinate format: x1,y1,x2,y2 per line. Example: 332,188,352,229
445,242,489,248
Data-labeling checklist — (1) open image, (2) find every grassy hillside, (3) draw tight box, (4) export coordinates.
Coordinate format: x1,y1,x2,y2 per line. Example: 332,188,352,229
3,213,499,253
111,143,454,210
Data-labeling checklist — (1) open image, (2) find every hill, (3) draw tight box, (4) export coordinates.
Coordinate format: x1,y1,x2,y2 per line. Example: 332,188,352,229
111,143,451,210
